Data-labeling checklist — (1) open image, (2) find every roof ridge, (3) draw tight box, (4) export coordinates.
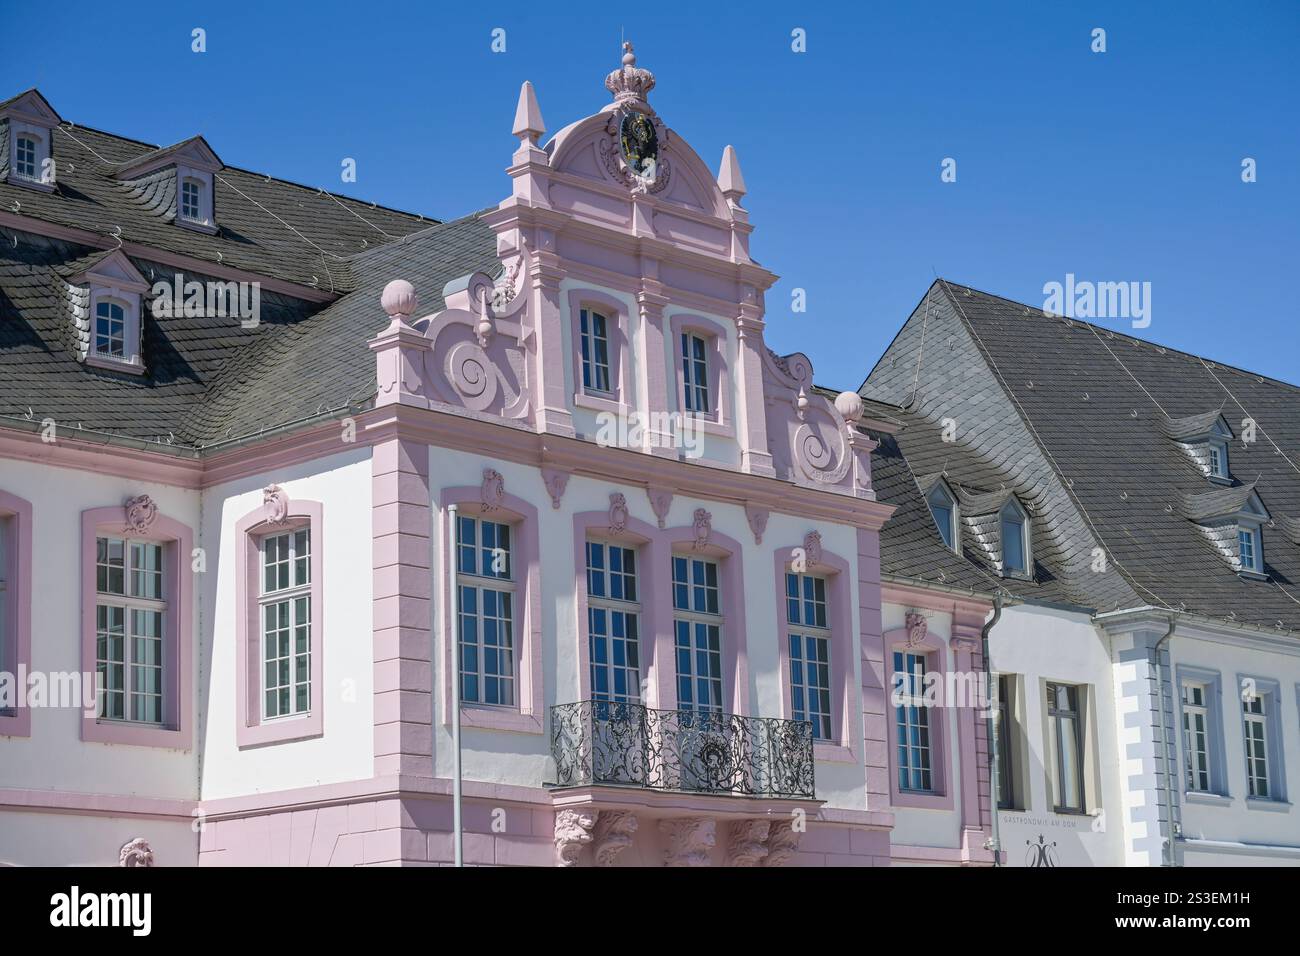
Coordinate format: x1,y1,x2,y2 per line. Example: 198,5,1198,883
937,277,1300,396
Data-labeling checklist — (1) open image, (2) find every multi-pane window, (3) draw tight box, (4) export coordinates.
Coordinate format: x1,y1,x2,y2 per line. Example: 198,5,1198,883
578,309,611,393
1243,693,1270,798
586,540,640,704
180,179,202,221
786,571,831,740
260,528,311,719
1001,505,1027,574
1238,526,1260,572
928,485,956,550
672,555,723,714
95,537,165,723
1181,681,1211,793
457,515,515,707
15,135,38,180
681,332,711,415
94,300,126,358
1047,683,1085,812
996,674,1016,809
1208,441,1228,478
894,650,933,791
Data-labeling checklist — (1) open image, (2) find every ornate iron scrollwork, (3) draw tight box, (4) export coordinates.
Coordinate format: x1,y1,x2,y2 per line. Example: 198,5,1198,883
550,700,815,799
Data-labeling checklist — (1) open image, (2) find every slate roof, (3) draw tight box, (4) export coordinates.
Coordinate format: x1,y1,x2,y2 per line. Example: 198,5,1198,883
863,279,1300,630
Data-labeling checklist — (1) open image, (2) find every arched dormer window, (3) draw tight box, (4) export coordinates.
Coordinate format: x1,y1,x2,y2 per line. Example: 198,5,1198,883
1000,499,1030,576
926,481,959,552
14,134,39,181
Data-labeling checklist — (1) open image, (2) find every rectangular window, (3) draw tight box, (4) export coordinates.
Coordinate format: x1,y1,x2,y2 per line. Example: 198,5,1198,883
579,309,611,393
1047,682,1085,812
996,674,1017,809
95,301,126,358
672,555,723,714
457,515,515,707
260,528,311,719
1238,527,1259,572
786,571,831,740
1208,443,1223,477
15,136,38,180
681,332,711,415
586,540,640,704
1243,693,1270,798
1181,681,1212,793
95,536,165,724
1002,513,1026,574
181,179,202,221
894,650,933,791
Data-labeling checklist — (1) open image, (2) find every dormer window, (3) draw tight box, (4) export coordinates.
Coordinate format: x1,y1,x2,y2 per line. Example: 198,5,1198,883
1238,526,1261,573
1208,439,1229,480
14,134,38,180
180,178,203,223
94,299,128,358
926,482,959,552
1000,500,1030,576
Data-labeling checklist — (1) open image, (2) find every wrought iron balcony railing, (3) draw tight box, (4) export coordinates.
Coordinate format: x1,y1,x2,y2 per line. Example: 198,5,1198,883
549,700,815,799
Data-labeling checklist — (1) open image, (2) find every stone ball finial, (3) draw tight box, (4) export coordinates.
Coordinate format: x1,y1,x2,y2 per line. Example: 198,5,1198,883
381,279,418,320
622,41,636,66
835,390,864,423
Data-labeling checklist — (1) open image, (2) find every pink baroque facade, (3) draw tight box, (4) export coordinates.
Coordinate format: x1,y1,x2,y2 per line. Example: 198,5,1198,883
0,48,994,867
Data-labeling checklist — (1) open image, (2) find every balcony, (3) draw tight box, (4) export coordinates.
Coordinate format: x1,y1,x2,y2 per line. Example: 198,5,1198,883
549,700,815,799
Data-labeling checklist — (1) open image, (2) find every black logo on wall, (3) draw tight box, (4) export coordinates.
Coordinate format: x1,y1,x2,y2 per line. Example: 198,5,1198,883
1025,834,1058,868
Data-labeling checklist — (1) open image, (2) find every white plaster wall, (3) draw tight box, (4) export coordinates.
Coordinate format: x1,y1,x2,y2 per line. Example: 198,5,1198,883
425,445,867,811
0,810,195,867
0,456,199,800
1169,626,1300,864
880,602,963,851
990,604,1125,866
197,447,375,800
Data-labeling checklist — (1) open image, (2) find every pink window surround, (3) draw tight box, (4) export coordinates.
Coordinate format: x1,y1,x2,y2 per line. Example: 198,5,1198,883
571,510,750,714
234,498,325,748
568,288,633,415
883,625,955,811
438,486,543,734
0,490,33,737
80,504,193,749
773,544,856,763
669,312,734,438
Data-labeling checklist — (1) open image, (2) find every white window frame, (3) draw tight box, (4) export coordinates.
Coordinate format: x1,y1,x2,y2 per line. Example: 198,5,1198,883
893,649,934,792
786,571,832,741
7,121,53,190
1208,439,1230,480
1181,681,1212,793
680,331,712,416
1243,692,1270,799
671,554,724,714
927,483,959,552
1238,522,1263,574
585,539,641,704
1046,681,1086,813
259,527,312,721
180,177,204,223
174,165,215,230
87,288,143,369
1000,500,1030,576
456,514,517,708
94,536,167,725
578,308,612,395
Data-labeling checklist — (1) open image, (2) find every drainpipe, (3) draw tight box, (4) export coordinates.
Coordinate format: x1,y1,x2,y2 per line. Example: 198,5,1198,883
981,592,1004,866
1153,616,1178,867
447,503,464,868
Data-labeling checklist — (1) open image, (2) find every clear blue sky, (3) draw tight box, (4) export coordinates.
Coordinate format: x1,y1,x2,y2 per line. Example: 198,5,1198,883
3,1,1296,390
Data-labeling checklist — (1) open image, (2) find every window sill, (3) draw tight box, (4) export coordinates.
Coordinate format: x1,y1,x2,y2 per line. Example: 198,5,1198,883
0,709,32,738
891,788,956,811
813,741,855,764
84,354,146,376
82,717,191,750
573,391,628,416
1184,791,1232,807
177,217,218,235
1245,797,1292,813
237,711,324,749
1237,570,1268,582
3,175,55,193
1207,474,1233,486
454,706,543,735
681,414,734,438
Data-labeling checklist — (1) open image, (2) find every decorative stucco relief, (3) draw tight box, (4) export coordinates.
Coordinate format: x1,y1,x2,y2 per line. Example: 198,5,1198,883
726,819,771,867
593,811,639,866
118,838,154,867
123,494,158,536
554,809,597,867
660,817,716,866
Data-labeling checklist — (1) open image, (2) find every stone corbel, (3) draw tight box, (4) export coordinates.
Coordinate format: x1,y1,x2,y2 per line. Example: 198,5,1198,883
593,811,639,866
763,820,800,867
726,820,770,867
541,467,570,510
646,485,673,528
554,809,598,866
660,817,716,867
744,503,769,544
119,838,154,867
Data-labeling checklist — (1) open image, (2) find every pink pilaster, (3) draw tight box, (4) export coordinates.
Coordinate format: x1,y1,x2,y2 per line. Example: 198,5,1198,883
857,528,889,811
637,281,675,456
735,298,775,477
530,249,576,437
952,614,990,858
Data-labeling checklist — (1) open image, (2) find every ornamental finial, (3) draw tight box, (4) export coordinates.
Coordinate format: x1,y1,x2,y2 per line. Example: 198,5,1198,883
605,41,655,109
